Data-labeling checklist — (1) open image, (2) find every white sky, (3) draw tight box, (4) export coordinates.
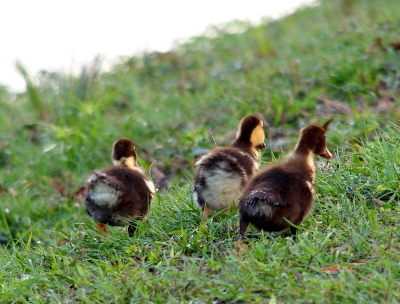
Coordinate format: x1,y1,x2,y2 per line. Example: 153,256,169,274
1,0,315,92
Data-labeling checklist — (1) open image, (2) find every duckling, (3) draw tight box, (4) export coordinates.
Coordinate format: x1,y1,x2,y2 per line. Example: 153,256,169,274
237,119,332,239
85,138,155,235
193,115,266,219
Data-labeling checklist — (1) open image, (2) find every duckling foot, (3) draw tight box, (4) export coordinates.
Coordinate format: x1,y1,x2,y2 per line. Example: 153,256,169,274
201,204,210,222
97,222,110,237
234,239,248,254
234,233,244,242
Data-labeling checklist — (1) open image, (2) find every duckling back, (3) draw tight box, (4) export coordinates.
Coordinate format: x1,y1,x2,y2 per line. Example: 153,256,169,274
239,166,314,233
193,147,259,212
238,119,332,238
85,167,153,227
193,115,265,216
84,138,155,235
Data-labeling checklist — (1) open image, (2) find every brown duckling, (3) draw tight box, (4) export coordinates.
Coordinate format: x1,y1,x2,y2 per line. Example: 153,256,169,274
237,119,332,239
193,115,266,219
85,138,155,235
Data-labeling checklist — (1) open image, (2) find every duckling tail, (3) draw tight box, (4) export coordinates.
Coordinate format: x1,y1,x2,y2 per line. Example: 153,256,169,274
240,189,285,218
242,190,285,207
87,173,122,207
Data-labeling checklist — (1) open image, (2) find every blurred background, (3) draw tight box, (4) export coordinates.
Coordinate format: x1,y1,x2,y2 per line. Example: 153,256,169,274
1,0,399,221
1,0,315,92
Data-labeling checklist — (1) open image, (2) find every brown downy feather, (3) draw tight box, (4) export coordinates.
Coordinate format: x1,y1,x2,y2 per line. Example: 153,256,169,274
85,138,155,235
238,119,332,239
193,115,266,218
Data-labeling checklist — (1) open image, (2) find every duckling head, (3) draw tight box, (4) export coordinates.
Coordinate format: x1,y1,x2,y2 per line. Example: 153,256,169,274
112,138,138,169
297,118,333,159
234,115,266,155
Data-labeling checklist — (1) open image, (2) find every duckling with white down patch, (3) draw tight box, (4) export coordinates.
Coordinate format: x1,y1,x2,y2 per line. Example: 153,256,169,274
85,138,155,235
193,115,266,219
238,119,333,239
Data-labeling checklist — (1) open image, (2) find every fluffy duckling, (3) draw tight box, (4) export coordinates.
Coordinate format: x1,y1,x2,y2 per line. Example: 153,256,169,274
237,119,332,239
85,138,155,235
193,115,266,218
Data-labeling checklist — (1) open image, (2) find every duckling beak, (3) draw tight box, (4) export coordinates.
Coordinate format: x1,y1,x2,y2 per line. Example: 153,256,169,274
319,149,332,159
256,142,266,150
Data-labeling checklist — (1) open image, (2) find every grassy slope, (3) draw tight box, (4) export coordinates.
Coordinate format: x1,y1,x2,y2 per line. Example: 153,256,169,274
0,0,400,302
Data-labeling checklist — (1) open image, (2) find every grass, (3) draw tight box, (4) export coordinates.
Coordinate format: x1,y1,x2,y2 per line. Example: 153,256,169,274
1,0,400,302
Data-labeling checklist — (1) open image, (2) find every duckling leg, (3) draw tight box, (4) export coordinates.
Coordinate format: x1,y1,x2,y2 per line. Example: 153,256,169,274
128,220,138,236
290,226,298,236
96,222,109,237
202,204,210,221
97,222,107,231
237,217,249,241
204,204,210,217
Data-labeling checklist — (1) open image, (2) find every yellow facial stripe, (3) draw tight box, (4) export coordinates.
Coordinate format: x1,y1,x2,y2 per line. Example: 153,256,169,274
113,156,137,169
250,125,265,146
